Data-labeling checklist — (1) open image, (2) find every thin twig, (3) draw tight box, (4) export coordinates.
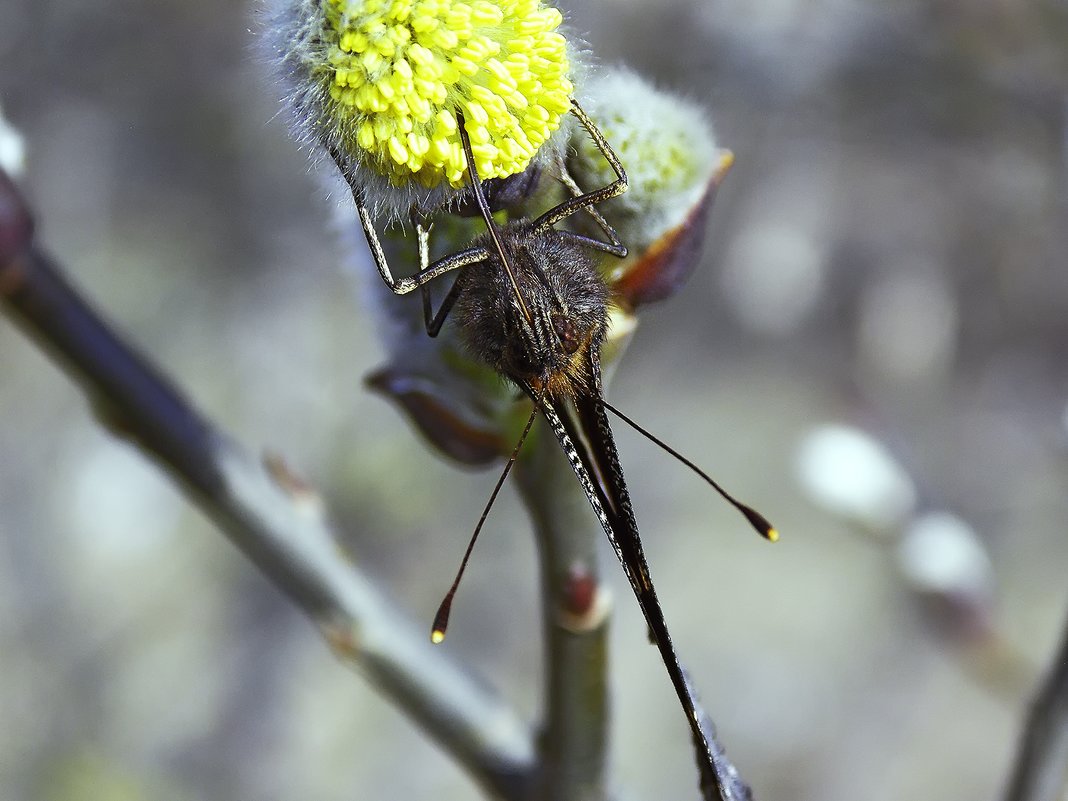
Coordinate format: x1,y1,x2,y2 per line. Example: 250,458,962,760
1005,606,1068,801
0,170,535,801
515,420,612,801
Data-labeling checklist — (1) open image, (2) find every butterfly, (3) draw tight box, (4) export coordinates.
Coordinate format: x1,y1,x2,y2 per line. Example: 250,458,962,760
335,100,774,800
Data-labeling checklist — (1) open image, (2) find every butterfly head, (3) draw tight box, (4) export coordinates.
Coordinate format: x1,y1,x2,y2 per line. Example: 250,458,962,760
454,221,611,401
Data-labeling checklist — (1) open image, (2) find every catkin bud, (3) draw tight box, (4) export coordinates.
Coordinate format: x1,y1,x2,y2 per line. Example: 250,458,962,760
567,67,732,306
569,67,722,250
261,0,578,220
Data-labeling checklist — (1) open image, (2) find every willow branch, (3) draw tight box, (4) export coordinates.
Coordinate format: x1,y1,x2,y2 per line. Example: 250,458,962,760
1004,606,1068,801
515,422,613,801
0,170,535,801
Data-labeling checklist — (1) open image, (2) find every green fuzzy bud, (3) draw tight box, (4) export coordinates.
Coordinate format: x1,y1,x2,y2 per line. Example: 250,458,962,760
570,67,723,251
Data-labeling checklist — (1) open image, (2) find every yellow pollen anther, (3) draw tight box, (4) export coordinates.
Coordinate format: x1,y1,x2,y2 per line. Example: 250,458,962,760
388,135,409,164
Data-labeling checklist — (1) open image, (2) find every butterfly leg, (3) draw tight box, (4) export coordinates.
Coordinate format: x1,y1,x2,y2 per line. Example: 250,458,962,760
412,211,435,327
424,273,468,338
531,101,629,258
328,146,488,297
553,160,628,258
407,208,484,337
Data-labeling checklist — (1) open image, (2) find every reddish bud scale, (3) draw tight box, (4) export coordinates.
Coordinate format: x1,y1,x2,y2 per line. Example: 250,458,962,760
613,154,732,309
562,562,597,618
366,367,507,465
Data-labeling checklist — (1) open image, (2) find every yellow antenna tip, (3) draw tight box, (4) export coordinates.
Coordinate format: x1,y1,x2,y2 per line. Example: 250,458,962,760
766,528,780,543
718,149,735,172
431,629,446,645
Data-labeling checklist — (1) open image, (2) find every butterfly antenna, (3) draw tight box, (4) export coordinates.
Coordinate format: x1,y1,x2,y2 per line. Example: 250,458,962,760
599,398,778,542
456,112,533,325
431,403,541,643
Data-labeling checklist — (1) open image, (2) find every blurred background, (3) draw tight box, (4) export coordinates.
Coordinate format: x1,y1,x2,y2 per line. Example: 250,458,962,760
2,0,1068,799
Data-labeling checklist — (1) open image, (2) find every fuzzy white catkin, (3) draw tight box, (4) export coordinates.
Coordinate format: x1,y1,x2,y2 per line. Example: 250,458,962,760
0,102,26,178
897,511,993,600
796,423,918,533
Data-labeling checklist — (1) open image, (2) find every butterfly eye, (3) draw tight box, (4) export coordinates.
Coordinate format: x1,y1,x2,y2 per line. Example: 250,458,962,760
553,314,581,354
